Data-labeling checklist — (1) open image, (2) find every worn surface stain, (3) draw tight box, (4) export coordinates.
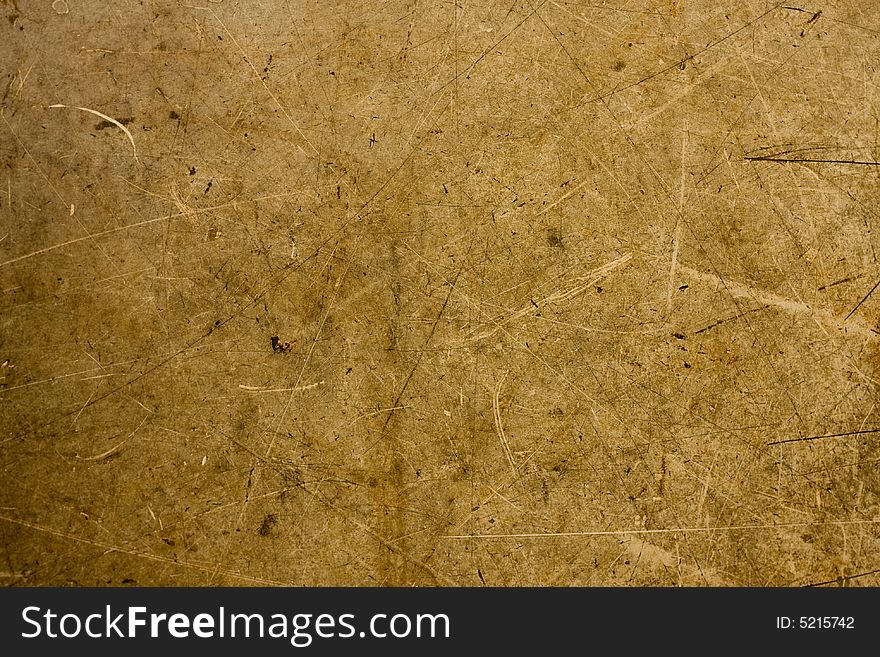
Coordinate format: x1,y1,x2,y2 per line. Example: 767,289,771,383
1,0,880,586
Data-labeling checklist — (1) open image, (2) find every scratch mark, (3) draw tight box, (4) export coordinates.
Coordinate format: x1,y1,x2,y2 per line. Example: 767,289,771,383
679,265,878,339
579,3,786,105
768,428,880,446
666,123,688,316
445,519,880,539
202,9,318,158
48,104,141,165
536,179,590,215
492,372,518,476
239,381,324,393
466,252,632,343
844,277,880,322
745,156,880,165
0,192,301,269
806,567,880,587
76,415,148,460
694,304,771,334
265,260,348,459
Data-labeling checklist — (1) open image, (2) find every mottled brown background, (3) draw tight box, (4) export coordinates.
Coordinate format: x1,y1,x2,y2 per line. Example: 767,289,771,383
2,0,880,586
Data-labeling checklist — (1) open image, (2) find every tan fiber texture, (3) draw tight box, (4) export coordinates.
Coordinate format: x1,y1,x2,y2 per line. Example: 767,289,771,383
2,0,880,586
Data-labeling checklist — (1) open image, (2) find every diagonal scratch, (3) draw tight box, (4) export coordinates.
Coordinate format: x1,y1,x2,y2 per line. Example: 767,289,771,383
679,264,879,339
466,252,632,343
0,192,303,270
844,276,880,321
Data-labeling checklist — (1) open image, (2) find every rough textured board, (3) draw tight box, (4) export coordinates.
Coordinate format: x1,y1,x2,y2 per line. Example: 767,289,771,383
2,0,880,587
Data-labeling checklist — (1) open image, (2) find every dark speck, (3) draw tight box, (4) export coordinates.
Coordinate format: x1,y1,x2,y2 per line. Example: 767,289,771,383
258,514,277,537
612,60,626,71
169,110,180,120
95,117,133,131
271,335,292,354
547,228,564,248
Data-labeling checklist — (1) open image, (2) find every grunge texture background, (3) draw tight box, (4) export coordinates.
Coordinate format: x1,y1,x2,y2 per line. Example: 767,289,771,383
2,0,880,586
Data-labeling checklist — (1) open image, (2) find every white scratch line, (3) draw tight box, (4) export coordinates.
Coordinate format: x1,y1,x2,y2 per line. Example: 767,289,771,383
239,381,324,393
0,365,107,393
49,104,140,165
666,223,683,316
536,179,590,215
0,192,300,269
492,372,517,475
666,122,687,315
467,252,632,342
679,264,878,339
265,261,348,459
76,415,147,461
444,518,880,539
203,9,318,158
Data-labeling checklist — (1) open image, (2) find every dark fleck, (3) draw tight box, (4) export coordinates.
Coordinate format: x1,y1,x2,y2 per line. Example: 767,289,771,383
258,514,277,537
271,335,292,354
95,117,133,131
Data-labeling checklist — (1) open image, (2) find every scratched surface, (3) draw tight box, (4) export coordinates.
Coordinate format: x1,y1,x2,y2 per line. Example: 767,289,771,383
2,0,880,586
